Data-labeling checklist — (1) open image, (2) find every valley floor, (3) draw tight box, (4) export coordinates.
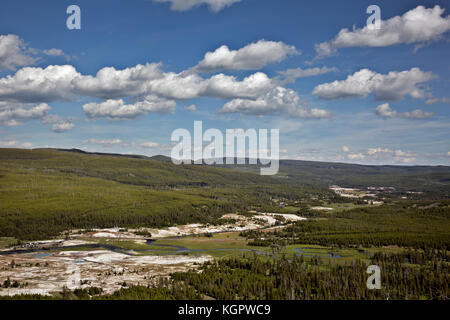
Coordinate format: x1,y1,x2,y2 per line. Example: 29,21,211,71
0,212,305,296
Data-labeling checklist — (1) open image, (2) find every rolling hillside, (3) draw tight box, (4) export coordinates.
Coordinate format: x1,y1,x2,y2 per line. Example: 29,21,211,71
0,148,449,240
214,159,450,194
0,148,288,240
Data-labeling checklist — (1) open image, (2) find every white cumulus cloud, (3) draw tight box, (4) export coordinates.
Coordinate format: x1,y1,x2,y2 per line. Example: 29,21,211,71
347,153,365,160
83,96,176,120
341,146,350,152
313,68,434,101
0,34,36,71
0,101,75,131
220,86,331,119
375,103,433,119
42,114,76,133
0,103,51,126
43,48,65,56
184,104,197,111
51,122,75,132
140,141,159,148
368,147,392,155
0,38,335,122
204,72,274,99
365,147,416,163
0,65,81,103
195,40,299,72
315,5,450,57
84,138,127,147
277,66,337,83
0,140,18,147
74,63,164,100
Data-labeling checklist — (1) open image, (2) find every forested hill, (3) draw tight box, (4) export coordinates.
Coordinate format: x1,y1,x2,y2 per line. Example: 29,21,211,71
0,148,277,240
279,159,450,193
0,148,449,240
2,148,449,193
210,158,450,194
0,148,273,188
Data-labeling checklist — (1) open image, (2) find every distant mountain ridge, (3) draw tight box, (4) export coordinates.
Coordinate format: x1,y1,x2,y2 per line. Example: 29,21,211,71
55,149,450,170
2,148,449,195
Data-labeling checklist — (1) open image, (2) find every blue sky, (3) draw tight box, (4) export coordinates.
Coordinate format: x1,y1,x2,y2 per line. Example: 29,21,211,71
0,0,449,165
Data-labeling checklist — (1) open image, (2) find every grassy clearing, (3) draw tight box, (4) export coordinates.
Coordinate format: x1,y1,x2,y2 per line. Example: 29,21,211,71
322,202,365,212
0,237,18,248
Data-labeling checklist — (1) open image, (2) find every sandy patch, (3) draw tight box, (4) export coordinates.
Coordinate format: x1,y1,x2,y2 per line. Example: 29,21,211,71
68,211,306,241
262,213,307,221
311,206,333,211
0,288,52,296
82,251,129,264
92,232,120,238
0,248,211,297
